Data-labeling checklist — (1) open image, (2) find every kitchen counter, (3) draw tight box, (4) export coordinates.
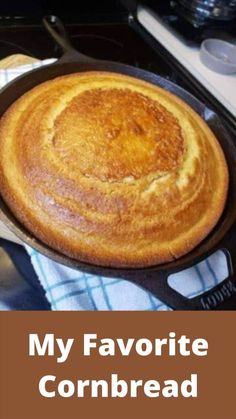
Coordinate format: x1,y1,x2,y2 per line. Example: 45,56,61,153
138,6,236,118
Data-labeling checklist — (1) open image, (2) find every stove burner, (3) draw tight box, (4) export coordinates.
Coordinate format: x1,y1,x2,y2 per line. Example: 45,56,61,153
70,34,124,61
0,20,176,85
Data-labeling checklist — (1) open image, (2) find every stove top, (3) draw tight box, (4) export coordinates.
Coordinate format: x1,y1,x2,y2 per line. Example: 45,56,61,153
0,17,185,103
1,12,233,121
2,4,235,136
0,20,175,72
0,3,235,310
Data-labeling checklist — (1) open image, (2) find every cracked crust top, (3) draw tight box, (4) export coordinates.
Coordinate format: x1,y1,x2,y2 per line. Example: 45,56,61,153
0,72,229,267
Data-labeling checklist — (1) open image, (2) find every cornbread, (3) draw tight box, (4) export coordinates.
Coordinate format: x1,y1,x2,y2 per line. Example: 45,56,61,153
0,72,229,267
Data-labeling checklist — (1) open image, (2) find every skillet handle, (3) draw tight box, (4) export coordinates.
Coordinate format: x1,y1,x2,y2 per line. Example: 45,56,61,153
43,15,94,63
125,230,236,311
130,267,236,311
128,270,195,310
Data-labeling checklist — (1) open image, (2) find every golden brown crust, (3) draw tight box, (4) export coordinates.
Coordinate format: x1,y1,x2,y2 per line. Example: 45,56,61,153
0,71,229,267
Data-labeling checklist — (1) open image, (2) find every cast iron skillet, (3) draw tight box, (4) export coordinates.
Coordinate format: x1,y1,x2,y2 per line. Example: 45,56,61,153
0,16,236,310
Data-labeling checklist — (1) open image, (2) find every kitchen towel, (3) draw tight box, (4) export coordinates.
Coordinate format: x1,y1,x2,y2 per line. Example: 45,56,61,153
26,246,228,311
0,62,230,311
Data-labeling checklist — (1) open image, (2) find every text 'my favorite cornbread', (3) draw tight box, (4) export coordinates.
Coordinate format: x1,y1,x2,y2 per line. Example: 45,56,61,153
0,72,228,267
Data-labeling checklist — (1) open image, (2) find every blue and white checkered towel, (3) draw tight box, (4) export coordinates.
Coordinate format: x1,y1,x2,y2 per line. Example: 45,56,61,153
0,60,229,311
25,247,228,311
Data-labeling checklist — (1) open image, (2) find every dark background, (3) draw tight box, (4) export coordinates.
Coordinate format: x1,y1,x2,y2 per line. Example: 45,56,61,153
0,0,128,17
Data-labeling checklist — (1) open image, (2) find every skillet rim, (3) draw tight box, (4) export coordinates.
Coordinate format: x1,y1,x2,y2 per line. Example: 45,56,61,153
0,59,235,278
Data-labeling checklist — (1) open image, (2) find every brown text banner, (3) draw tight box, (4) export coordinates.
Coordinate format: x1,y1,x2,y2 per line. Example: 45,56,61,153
0,312,235,419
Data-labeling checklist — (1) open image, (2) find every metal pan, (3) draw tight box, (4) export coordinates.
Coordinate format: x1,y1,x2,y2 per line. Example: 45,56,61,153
0,15,236,310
